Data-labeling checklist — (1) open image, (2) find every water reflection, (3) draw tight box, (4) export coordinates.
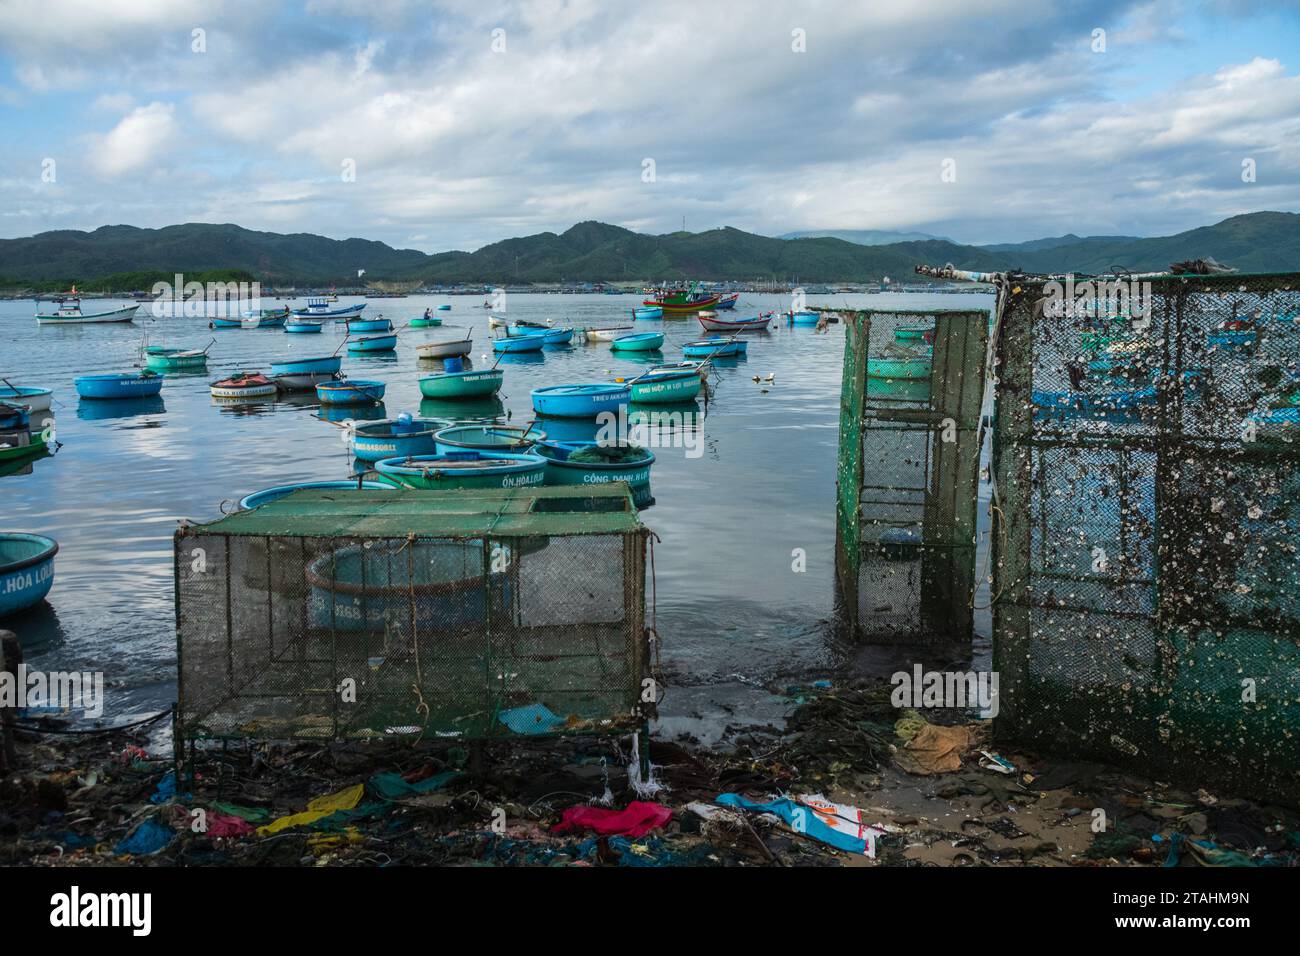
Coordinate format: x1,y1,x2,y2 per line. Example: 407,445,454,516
76,395,166,421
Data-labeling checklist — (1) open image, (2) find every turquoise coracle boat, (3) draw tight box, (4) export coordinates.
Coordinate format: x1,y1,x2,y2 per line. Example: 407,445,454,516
238,480,388,510
75,372,164,400
351,415,447,462
610,332,664,351
434,423,547,454
316,379,386,404
628,368,701,403
493,333,547,353
348,333,398,353
375,451,547,490
144,345,210,371
0,532,58,618
683,338,746,358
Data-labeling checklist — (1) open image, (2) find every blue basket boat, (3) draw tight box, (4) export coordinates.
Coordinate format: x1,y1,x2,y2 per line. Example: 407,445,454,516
238,480,389,510
786,311,819,326
351,415,447,462
375,451,547,490
347,333,398,353
0,385,53,412
305,539,505,632
610,332,664,352
433,423,547,454
437,304,452,311
628,368,701,403
0,533,58,618
316,379,386,404
285,319,323,334
270,355,343,377
633,306,663,320
682,337,747,358
346,317,395,333
532,383,630,418
493,333,547,353
75,372,164,400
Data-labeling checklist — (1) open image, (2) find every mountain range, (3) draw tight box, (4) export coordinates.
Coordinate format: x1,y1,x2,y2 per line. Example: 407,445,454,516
1,212,1296,289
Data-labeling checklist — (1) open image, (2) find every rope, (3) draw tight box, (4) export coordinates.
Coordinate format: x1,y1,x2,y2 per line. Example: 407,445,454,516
9,708,172,735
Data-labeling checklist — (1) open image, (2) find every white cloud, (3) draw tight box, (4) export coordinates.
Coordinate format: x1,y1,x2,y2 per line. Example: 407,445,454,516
87,102,179,178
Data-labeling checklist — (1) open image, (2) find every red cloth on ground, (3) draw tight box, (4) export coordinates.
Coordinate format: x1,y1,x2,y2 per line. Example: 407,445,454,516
552,801,672,838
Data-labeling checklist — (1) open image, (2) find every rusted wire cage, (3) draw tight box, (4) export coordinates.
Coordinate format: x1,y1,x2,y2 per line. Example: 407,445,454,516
174,485,653,756
833,308,989,642
992,271,1300,800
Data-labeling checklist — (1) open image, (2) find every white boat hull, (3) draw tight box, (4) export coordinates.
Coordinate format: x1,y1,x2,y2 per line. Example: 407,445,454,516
586,327,634,342
36,304,140,325
416,340,474,359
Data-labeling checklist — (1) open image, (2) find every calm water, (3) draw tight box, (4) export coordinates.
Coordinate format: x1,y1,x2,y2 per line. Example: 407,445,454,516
0,291,994,738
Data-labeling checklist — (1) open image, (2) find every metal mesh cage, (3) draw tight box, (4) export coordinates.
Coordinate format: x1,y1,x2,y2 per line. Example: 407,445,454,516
834,308,989,642
175,486,651,747
992,272,1300,799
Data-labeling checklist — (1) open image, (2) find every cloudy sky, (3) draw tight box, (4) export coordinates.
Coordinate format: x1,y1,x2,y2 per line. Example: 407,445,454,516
1,0,1298,251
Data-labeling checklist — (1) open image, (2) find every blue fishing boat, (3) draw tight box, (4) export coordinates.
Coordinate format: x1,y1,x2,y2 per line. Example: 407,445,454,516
0,532,58,617
682,337,747,358
786,310,819,325
434,423,547,454
75,372,164,400
0,402,31,430
239,480,388,510
292,299,366,319
714,293,740,311
347,333,398,353
375,451,547,490
633,306,663,320
0,385,53,412
285,319,323,334
210,316,243,329
493,333,547,353
270,355,343,377
351,415,447,462
504,325,574,345
533,441,655,506
610,332,664,352
532,383,630,418
437,304,452,311
317,379,386,404
345,317,395,333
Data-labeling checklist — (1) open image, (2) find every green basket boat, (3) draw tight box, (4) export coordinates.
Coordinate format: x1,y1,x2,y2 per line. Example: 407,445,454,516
533,441,656,507
375,450,547,490
418,368,504,399
410,317,443,328
144,345,210,371
628,368,701,403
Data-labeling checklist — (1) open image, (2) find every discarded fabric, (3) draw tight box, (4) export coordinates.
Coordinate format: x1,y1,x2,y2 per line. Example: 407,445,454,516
716,793,886,857
552,801,672,838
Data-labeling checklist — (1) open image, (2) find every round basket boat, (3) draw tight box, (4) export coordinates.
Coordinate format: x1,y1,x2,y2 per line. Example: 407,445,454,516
210,372,278,398
375,451,546,490
418,368,503,399
433,423,546,454
533,440,655,506
351,416,447,462
305,539,504,632
531,383,630,418
238,480,389,510
317,379,386,405
0,532,58,618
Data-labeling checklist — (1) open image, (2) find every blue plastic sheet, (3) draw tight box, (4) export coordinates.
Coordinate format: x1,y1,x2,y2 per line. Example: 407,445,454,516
114,818,174,856
716,793,882,856
498,703,565,735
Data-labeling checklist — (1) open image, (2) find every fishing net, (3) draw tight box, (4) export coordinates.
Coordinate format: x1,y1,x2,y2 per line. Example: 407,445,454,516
992,271,1300,800
833,308,990,642
174,486,653,755
567,443,648,464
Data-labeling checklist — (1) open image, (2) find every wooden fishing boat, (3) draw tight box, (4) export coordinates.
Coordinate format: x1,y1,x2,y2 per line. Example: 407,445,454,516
375,451,547,490
210,316,243,329
0,532,58,618
0,385,53,412
533,441,655,504
239,308,290,328
270,355,343,377
532,383,630,418
633,306,663,320
628,368,701,403
346,317,395,333
285,319,324,333
698,312,773,333
642,288,720,313
317,379,386,404
347,333,398,352
351,415,447,462
75,372,164,400
210,372,277,399
505,325,574,345
415,337,473,360
644,361,709,379
0,431,49,465
584,326,634,342
610,332,664,352
238,480,387,510
682,337,747,358
0,402,30,431
144,345,210,371
714,293,739,311
418,368,504,399
493,333,547,353
36,297,138,325
293,299,367,319
433,423,546,454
